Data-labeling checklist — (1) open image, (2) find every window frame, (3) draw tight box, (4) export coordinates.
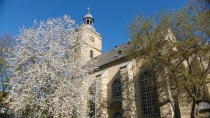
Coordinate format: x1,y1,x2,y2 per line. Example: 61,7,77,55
139,72,158,116
199,102,210,110
112,80,122,98
90,50,93,58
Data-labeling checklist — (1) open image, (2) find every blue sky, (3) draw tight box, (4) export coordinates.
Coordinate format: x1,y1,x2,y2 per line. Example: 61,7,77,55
0,0,188,53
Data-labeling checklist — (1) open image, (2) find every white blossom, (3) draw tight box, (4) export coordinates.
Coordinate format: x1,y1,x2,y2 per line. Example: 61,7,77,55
8,16,96,118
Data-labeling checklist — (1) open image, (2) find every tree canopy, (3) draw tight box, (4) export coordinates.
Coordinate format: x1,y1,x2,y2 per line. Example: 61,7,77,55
8,15,96,118
127,0,210,118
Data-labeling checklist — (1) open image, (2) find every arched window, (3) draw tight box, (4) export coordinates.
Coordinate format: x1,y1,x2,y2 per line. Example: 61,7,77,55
140,72,158,115
113,80,121,97
90,50,93,58
90,81,96,94
89,81,96,118
87,19,89,24
113,112,122,118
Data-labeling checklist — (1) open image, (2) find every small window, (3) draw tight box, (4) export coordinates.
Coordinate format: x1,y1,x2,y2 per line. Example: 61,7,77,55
89,100,95,117
90,81,96,94
117,50,123,55
90,50,93,58
87,19,89,24
113,112,122,118
90,36,94,42
199,102,210,110
113,80,121,97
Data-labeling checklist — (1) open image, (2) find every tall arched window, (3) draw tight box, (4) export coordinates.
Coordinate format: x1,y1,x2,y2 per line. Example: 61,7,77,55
90,50,93,58
113,80,121,97
89,81,96,118
113,112,122,118
140,72,158,115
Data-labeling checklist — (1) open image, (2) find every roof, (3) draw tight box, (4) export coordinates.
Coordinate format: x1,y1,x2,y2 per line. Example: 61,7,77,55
84,13,93,18
90,42,131,67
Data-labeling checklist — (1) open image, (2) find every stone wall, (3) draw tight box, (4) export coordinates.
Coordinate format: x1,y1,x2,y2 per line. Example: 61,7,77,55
120,62,137,118
96,70,108,118
156,77,174,118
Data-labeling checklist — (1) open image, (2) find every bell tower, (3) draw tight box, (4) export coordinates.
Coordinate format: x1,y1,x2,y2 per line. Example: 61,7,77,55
83,8,94,26
79,8,102,62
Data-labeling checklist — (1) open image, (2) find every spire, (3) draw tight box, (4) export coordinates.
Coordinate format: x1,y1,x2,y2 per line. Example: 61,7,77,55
87,7,90,14
83,7,94,27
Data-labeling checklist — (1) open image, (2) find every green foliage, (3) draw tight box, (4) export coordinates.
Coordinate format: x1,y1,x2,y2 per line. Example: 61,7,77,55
128,0,210,117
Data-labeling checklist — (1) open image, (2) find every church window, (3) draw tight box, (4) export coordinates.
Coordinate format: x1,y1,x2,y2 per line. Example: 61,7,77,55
140,72,158,116
199,102,210,110
89,100,95,118
89,81,96,118
90,50,93,58
113,80,121,97
87,19,89,24
90,80,96,94
113,112,122,118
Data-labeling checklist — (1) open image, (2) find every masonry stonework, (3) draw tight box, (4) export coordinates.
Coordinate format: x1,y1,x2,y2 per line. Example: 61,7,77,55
120,62,137,118
79,9,210,118
96,70,108,118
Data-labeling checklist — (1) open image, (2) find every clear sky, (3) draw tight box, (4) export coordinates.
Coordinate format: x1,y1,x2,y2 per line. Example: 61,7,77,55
0,0,188,53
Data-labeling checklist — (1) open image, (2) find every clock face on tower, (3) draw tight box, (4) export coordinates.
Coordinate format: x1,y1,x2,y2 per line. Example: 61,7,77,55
90,36,94,42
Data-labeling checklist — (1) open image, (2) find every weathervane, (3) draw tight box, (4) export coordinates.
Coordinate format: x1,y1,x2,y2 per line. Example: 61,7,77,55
87,7,90,14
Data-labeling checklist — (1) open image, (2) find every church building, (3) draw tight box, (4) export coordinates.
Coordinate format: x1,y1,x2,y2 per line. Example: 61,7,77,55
79,9,210,118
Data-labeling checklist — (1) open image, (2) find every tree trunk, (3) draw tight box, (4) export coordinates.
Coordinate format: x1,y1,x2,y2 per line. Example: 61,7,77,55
173,103,179,118
191,101,199,118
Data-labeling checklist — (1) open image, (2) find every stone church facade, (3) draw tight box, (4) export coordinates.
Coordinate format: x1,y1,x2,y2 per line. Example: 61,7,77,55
79,9,210,118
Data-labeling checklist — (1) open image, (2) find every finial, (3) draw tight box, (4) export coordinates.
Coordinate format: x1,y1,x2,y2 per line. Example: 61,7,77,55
87,7,90,14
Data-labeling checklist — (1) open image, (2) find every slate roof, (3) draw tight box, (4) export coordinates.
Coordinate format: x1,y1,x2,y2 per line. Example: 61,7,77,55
90,42,131,67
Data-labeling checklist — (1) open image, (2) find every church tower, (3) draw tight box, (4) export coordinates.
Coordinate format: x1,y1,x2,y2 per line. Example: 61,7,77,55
79,8,102,62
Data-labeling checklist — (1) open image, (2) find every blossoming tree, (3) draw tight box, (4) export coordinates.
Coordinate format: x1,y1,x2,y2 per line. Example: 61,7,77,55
8,15,96,118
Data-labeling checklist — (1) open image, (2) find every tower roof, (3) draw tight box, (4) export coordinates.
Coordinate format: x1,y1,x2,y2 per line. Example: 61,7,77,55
83,7,95,31
84,13,93,18
84,7,93,18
